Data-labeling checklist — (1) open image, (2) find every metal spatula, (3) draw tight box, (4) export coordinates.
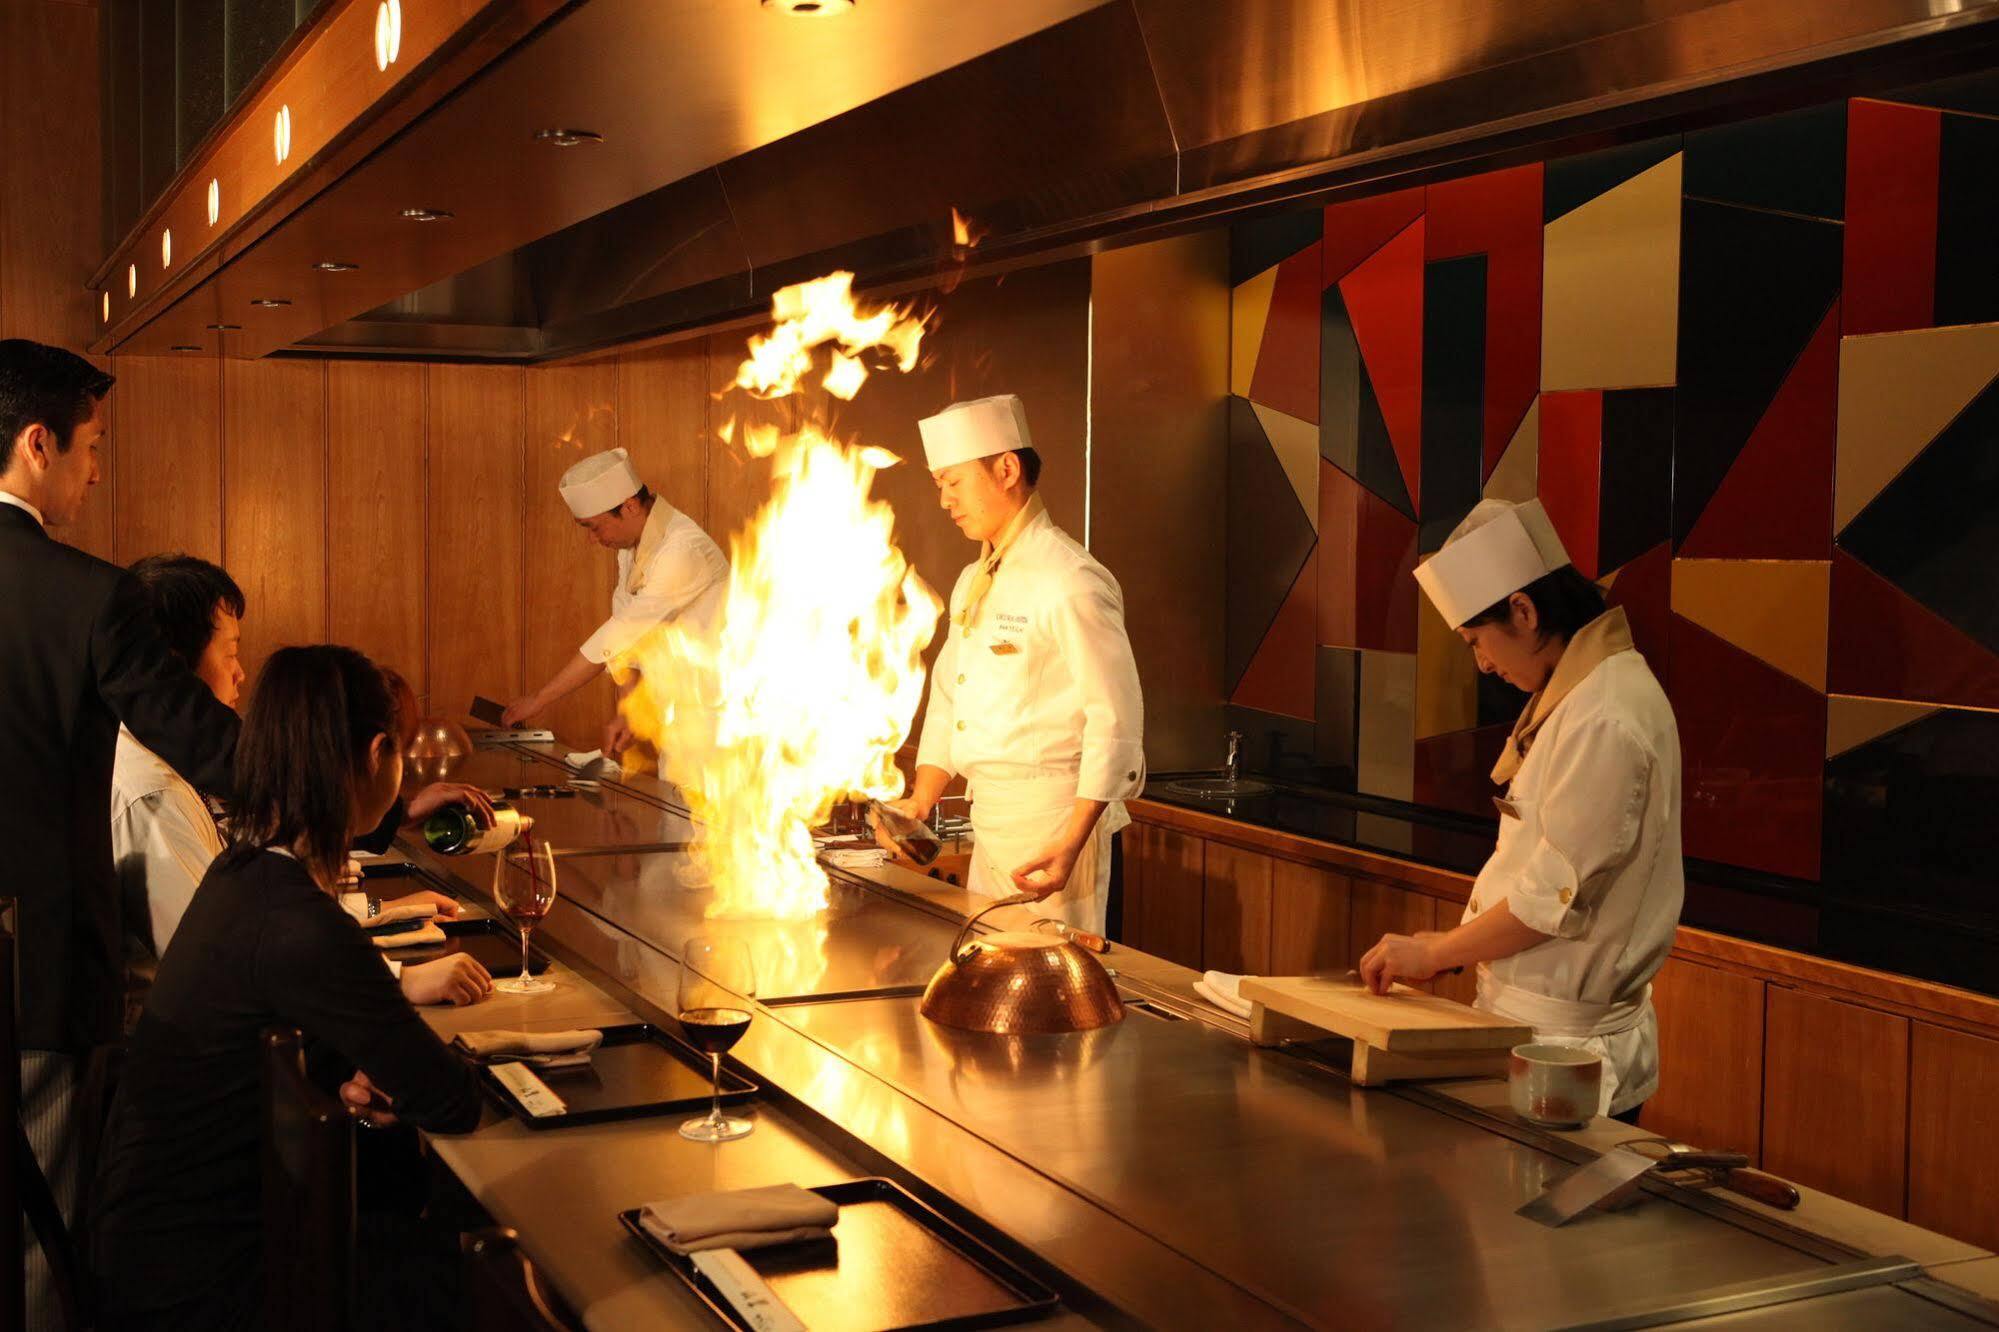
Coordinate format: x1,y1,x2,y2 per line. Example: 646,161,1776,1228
1517,1147,1660,1227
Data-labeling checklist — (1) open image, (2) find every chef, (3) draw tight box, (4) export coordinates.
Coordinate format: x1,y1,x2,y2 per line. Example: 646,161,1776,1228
503,448,728,759
1357,498,1682,1122
873,395,1145,933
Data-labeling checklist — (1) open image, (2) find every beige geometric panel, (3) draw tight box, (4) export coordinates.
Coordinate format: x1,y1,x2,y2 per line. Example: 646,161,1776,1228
1231,265,1279,398
1415,593,1477,739
1825,694,1942,759
1358,650,1417,802
1484,397,1539,502
1542,154,1682,392
1670,559,1830,692
1834,322,1999,532
1251,401,1321,532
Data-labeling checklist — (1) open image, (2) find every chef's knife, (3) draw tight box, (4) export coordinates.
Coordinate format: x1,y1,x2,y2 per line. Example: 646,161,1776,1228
1518,1147,1659,1227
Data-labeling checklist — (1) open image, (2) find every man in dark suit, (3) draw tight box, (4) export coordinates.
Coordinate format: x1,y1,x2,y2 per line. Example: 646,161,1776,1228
0,339,240,1330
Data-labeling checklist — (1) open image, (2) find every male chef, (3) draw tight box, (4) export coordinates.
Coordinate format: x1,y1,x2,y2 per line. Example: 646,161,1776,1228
873,395,1145,933
503,447,728,759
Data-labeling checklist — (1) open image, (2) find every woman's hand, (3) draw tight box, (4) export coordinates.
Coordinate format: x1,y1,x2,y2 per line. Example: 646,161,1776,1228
1357,931,1444,994
400,953,492,1006
404,781,494,826
340,1070,399,1127
404,889,462,920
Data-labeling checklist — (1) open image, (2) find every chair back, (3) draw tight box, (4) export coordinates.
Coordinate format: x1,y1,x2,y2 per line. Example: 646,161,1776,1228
261,1026,356,1332
461,1228,585,1331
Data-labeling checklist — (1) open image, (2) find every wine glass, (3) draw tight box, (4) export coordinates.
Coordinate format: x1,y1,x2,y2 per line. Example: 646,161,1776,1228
491,841,558,995
678,936,756,1142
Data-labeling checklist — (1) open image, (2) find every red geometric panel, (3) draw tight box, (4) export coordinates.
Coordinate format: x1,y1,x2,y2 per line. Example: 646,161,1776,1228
1231,546,1320,720
1340,219,1425,512
1844,100,1940,337
1669,615,1825,881
1319,460,1418,653
1603,540,1671,669
1426,163,1545,481
1537,390,1604,578
1414,722,1512,819
1249,241,1323,424
1828,550,1999,709
1681,300,1840,560
1322,186,1425,287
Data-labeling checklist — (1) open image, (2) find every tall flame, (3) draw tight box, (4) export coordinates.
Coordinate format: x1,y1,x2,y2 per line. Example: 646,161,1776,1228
618,273,941,920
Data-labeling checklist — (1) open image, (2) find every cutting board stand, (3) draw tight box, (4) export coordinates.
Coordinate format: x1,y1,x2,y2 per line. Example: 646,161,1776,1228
1240,976,1533,1087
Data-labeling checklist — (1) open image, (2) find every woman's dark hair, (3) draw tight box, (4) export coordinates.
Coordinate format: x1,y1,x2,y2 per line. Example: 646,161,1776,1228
129,553,245,667
1463,565,1607,644
223,645,401,887
0,339,114,470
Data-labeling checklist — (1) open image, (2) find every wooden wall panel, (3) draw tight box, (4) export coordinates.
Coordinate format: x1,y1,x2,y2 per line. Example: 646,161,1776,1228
1121,822,1203,968
1763,986,1909,1217
327,361,427,696
703,334,775,550
1910,1022,1999,1250
1203,843,1271,974
109,357,222,564
1347,879,1435,973
617,341,711,528
1269,860,1351,974
0,0,100,351
223,359,327,679
1640,957,1765,1158
526,361,620,746
428,364,525,715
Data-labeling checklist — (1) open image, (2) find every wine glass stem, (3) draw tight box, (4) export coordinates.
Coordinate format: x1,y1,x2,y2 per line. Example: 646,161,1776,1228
519,925,532,986
709,1052,722,1127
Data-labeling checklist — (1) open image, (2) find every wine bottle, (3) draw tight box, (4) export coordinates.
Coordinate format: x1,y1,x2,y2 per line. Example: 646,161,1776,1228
422,799,529,855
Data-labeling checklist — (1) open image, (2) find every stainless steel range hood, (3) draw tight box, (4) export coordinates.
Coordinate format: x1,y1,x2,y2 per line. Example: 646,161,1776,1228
270,0,1999,360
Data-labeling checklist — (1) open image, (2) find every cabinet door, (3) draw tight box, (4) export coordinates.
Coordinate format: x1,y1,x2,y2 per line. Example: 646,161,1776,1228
1910,1022,1999,1250
1203,843,1272,974
1120,823,1204,968
1763,987,1909,1217
1268,861,1352,975
1347,880,1435,978
1639,958,1764,1159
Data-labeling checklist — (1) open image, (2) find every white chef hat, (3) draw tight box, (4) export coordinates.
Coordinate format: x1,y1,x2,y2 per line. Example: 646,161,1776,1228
558,448,642,518
918,394,1034,471
1413,498,1573,629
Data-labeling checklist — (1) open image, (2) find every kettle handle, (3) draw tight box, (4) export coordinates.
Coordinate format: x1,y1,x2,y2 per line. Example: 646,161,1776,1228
950,892,1038,959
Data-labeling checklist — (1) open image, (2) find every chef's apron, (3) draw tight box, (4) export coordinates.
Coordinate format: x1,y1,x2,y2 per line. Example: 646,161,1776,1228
966,773,1128,934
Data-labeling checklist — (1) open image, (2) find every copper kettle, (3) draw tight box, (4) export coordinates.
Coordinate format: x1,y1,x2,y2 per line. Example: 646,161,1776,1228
919,895,1124,1035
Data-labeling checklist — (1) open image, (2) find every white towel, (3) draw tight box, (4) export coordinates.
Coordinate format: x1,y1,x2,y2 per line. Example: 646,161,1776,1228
1196,970,1254,1020
453,1028,604,1069
638,1185,839,1256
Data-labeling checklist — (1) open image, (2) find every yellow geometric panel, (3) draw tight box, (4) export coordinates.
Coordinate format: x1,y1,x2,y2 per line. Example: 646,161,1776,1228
1542,154,1682,392
1251,401,1321,533
1416,593,1478,740
1231,265,1279,399
1484,397,1539,502
1825,694,1941,759
1670,559,1830,692
1358,650,1417,802
1834,322,1999,532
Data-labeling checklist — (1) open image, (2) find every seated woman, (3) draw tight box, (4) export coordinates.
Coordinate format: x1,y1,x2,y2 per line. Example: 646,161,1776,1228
93,645,485,1331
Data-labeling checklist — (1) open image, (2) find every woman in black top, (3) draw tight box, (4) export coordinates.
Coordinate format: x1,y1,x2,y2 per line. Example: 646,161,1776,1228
93,645,482,1330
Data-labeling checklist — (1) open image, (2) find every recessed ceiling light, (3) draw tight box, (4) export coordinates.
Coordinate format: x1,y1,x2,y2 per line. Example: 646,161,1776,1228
274,104,292,164
312,261,360,272
400,207,453,222
251,297,292,307
374,0,402,71
533,128,603,148
207,178,220,226
170,344,201,353
205,323,242,331
762,0,855,13
161,229,172,268
127,264,137,298
102,292,110,322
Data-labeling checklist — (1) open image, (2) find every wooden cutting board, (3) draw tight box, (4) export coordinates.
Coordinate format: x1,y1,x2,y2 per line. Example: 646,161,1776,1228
1238,974,1532,1052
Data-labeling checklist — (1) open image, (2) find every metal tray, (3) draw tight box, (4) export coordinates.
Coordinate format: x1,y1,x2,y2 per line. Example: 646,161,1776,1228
478,1022,758,1130
618,1178,1060,1331
384,917,550,976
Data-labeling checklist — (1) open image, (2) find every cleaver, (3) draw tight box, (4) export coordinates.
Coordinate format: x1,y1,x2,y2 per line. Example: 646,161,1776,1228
1517,1147,1660,1227
469,695,507,727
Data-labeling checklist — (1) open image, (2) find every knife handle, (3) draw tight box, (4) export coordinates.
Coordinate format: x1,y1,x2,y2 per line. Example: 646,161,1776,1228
1722,1167,1801,1210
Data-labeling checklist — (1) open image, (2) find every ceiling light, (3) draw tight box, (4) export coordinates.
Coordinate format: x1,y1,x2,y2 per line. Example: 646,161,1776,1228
312,261,360,272
161,229,172,268
251,297,292,307
762,0,855,12
533,128,603,148
374,0,402,71
170,345,201,353
207,178,220,226
127,264,137,298
274,104,292,164
399,207,453,222
102,292,110,322
206,323,242,331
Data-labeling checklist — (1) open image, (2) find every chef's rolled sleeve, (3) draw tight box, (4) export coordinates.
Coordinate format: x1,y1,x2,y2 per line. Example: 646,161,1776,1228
1052,572,1146,803
1507,716,1650,939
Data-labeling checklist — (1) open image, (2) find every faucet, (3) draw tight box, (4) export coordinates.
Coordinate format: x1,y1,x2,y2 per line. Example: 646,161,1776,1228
1224,730,1243,784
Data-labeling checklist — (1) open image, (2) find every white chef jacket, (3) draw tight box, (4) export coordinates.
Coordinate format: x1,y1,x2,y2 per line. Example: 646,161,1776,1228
1461,610,1683,1115
914,500,1145,928
579,499,728,665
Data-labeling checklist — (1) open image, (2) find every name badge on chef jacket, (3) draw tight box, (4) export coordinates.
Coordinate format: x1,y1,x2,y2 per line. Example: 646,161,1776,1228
1493,796,1522,821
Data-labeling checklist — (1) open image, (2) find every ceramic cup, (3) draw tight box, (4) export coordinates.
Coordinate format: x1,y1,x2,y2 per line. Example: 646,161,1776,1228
1508,1043,1603,1128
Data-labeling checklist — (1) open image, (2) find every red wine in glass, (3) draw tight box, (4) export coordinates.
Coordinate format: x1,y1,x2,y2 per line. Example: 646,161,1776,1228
678,1007,752,1056
678,937,756,1142
492,833,557,995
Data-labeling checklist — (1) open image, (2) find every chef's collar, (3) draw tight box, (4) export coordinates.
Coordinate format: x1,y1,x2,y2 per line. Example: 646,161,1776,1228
624,496,675,590
0,490,46,529
957,493,1045,630
1491,607,1634,785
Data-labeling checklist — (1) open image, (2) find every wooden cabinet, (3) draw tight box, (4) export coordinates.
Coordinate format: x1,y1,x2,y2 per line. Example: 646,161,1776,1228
1640,957,1765,1159
1203,843,1271,974
1121,822,1203,969
1269,860,1351,974
1763,986,1910,1217
1909,1022,1999,1250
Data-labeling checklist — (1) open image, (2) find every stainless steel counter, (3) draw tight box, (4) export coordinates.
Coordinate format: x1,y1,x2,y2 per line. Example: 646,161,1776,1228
407,740,1999,1330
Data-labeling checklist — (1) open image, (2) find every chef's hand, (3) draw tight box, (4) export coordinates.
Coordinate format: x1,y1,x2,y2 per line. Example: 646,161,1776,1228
340,1070,399,1128
400,953,492,1007
500,694,541,728
867,797,929,858
603,714,635,757
1011,837,1083,901
405,781,494,826
1358,932,1443,994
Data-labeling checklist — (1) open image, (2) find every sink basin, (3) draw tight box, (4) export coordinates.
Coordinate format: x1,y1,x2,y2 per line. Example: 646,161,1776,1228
1160,776,1273,800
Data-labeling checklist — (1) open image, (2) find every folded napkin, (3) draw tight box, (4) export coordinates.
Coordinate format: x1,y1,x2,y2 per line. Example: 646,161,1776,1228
369,922,447,950
565,749,617,773
453,1028,604,1068
341,892,440,929
1195,970,1254,1020
638,1185,839,1256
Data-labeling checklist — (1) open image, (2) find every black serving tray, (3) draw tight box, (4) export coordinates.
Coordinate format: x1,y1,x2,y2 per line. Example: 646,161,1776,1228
382,917,550,976
619,1178,1060,1331
478,1022,757,1130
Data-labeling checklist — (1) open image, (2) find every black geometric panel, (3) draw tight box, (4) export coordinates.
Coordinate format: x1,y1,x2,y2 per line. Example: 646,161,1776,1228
1421,255,1486,552
1934,111,1999,330
1839,375,1999,658
1231,207,1322,286
1876,66,1999,119
1544,135,1683,223
1598,388,1674,574
1321,284,1415,519
1226,395,1318,692
1672,199,1842,548
1683,102,1846,222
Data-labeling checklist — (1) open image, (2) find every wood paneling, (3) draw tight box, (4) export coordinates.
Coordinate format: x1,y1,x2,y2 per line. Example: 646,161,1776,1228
526,361,620,746
703,335,775,549
1348,878,1435,974
327,361,427,696
224,359,327,678
0,0,100,351
1121,821,1203,969
428,364,525,714
1203,842,1271,975
617,341,710,527
1269,860,1350,975
1763,986,1909,1217
1641,957,1765,1159
109,356,222,564
1909,1023,1999,1250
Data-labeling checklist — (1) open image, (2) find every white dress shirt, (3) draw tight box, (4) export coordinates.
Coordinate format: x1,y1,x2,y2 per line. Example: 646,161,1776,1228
579,500,729,664
0,490,47,528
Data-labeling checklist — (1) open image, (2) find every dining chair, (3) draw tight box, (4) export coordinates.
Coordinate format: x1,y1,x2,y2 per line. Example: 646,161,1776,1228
461,1227,586,1331
261,1025,356,1332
